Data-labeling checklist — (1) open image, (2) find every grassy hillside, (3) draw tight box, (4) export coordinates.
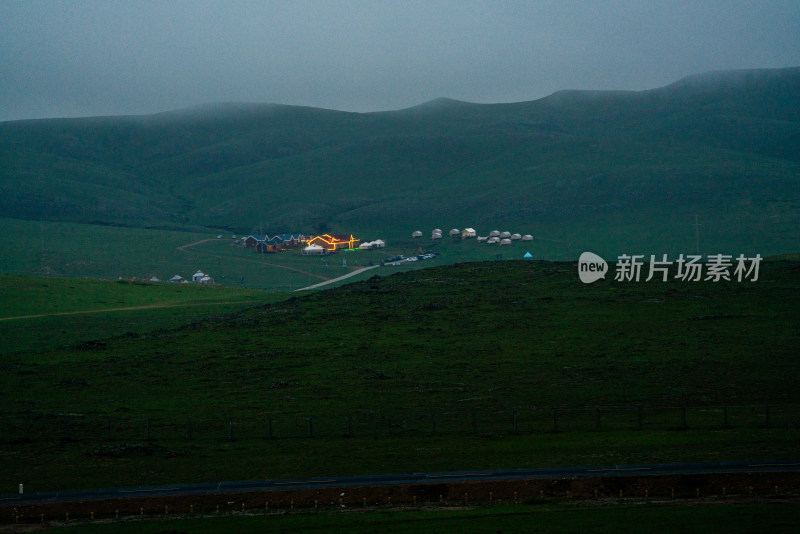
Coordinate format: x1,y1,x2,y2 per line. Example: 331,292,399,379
8,259,794,417
1,259,798,491
1,67,798,261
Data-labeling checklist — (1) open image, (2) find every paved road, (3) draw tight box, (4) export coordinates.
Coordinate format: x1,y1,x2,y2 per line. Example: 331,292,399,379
3,461,798,505
295,264,381,291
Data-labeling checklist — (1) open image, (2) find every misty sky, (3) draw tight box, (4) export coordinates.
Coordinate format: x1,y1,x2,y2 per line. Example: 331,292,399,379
2,0,799,122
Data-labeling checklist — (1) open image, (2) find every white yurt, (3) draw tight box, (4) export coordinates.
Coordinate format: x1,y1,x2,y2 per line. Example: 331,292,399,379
500,238,512,245
487,237,500,244
449,228,460,237
511,233,522,240
500,231,511,238
411,231,423,238
522,234,534,241
489,230,500,237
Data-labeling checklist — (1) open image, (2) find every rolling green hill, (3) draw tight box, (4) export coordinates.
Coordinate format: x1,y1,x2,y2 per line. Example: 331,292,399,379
1,67,799,260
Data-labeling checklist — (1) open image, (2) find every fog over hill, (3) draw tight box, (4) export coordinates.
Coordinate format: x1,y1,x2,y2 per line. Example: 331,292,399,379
1,67,798,257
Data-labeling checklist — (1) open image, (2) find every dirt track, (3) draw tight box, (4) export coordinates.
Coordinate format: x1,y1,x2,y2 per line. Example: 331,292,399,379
0,301,259,322
176,238,218,251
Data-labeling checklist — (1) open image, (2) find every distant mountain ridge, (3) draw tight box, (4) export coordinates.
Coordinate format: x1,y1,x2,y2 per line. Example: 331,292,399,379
1,67,798,257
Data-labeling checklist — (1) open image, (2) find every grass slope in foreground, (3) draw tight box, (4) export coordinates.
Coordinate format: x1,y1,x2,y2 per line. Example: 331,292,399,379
0,259,798,492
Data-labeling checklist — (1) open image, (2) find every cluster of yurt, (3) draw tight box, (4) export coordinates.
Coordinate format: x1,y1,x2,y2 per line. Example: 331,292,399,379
416,227,533,244
179,270,214,284
359,239,386,249
426,228,476,239
481,230,533,245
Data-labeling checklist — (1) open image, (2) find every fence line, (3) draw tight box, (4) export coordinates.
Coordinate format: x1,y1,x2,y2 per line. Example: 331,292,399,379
1,405,797,445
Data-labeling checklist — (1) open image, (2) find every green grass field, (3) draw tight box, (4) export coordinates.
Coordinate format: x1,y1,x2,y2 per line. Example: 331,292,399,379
0,274,281,354
33,501,800,534
4,211,785,295
0,216,574,291
1,259,798,495
0,217,348,291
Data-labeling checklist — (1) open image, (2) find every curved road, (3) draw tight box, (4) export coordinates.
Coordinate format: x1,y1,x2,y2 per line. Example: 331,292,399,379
3,461,798,505
295,265,381,291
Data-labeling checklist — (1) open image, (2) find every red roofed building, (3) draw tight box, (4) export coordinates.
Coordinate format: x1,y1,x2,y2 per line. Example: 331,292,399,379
305,233,360,252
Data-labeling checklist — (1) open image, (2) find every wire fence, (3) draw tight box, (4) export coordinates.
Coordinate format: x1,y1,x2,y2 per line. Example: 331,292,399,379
1,405,798,444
